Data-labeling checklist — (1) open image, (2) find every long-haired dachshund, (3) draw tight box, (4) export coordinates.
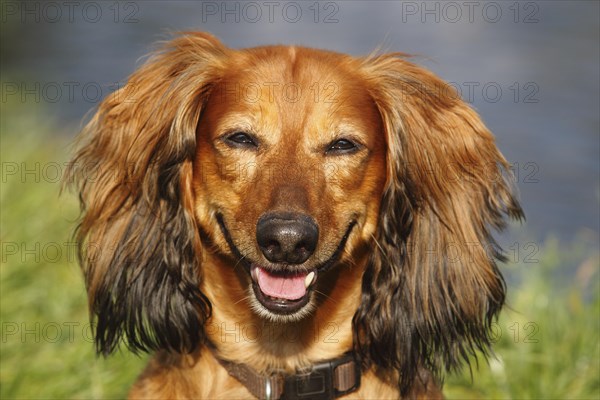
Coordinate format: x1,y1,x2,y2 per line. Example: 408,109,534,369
67,32,523,399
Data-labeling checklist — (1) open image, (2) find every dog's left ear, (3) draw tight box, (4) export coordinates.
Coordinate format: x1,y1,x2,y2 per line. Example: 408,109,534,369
354,54,524,395
66,33,227,355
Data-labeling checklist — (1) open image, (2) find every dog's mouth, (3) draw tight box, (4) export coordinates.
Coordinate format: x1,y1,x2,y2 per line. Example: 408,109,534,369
249,265,317,314
216,214,355,316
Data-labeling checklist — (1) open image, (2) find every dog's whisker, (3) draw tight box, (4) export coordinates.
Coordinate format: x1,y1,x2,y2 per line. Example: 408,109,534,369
369,232,394,265
233,294,252,306
233,255,246,271
313,289,336,304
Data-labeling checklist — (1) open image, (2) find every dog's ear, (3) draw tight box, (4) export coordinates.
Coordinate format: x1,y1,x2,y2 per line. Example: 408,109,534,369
354,54,524,394
66,33,227,355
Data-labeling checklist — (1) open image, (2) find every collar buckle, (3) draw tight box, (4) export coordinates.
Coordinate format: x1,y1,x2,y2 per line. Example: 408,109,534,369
281,352,360,400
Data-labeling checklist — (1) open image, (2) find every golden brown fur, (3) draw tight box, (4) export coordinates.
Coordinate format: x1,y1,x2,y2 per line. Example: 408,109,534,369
66,32,523,399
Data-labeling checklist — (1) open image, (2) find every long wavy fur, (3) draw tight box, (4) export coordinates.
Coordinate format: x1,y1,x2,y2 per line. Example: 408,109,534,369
353,54,524,395
65,33,226,355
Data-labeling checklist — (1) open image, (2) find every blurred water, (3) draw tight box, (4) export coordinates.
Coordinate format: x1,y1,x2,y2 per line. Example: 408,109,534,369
2,0,599,245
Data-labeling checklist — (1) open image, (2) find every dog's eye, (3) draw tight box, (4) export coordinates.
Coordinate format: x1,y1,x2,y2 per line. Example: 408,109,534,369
326,138,358,154
225,132,258,148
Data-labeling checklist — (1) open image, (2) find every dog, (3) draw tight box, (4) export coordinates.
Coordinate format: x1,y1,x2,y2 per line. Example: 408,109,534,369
67,32,523,399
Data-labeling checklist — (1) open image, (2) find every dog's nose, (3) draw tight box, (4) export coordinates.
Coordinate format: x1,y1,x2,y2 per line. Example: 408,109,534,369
256,212,319,264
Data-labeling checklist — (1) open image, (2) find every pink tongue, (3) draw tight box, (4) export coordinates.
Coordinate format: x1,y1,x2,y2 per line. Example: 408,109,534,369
256,267,307,300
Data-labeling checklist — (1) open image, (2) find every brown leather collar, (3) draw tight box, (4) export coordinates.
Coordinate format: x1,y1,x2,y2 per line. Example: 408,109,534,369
217,352,361,400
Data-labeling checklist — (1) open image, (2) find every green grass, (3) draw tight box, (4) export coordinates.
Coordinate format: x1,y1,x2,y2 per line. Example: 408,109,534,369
1,104,598,399
0,103,148,398
445,236,600,399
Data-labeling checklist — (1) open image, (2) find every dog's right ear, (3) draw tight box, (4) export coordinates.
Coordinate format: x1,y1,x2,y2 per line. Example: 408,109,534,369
65,32,227,355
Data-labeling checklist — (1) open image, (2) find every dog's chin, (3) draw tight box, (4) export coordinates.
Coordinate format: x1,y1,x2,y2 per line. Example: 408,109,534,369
246,264,318,322
248,288,317,323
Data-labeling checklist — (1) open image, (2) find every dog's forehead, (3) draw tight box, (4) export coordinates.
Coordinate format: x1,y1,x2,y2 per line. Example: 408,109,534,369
207,46,379,144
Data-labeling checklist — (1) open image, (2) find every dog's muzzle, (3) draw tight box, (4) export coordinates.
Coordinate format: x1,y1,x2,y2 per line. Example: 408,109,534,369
217,212,356,317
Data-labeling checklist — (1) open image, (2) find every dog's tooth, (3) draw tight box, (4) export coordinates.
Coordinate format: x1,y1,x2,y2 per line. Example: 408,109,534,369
304,271,315,288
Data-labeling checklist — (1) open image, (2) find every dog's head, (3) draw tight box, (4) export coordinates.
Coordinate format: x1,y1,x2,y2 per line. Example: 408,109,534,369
194,43,387,324
67,32,523,393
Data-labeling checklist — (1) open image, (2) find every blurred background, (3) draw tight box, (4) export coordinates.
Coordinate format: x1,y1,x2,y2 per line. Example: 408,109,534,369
1,1,598,398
